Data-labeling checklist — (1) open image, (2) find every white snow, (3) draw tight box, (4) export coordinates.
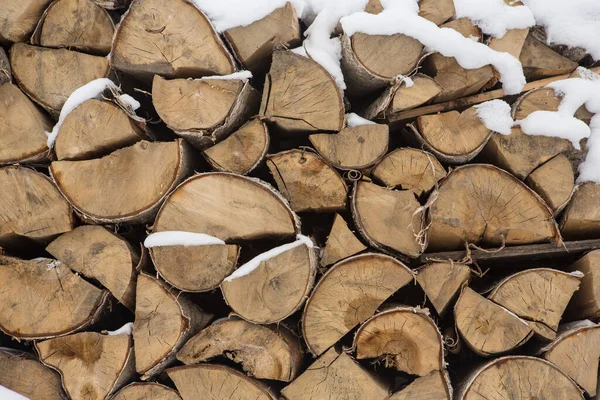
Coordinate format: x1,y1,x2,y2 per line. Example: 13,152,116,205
519,111,589,148
223,234,313,282
0,386,29,400
475,99,514,135
117,94,140,110
454,0,534,38
144,231,225,248
201,70,253,81
398,75,414,88
106,322,133,336
346,112,375,127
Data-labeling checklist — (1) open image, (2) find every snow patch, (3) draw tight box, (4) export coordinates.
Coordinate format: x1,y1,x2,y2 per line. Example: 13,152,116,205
454,0,534,38
395,75,414,87
0,386,29,400
107,322,133,336
223,234,313,282
117,94,140,110
474,100,514,135
201,70,253,81
346,112,375,127
144,231,225,248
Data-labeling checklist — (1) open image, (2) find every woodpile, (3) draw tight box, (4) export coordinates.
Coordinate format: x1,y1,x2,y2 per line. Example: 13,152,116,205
3,1,600,399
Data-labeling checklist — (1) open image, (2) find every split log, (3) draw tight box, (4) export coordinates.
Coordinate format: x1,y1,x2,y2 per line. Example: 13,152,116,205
0,83,52,166
320,214,366,267
32,0,114,55
281,347,389,400
487,269,581,339
371,147,446,196
302,253,414,355
0,348,66,400
0,47,10,84
352,181,425,257
46,225,139,310
519,34,578,81
260,51,344,133
0,0,53,43
427,164,560,251
0,255,108,340
389,370,452,400
531,26,588,63
177,317,303,381
488,29,529,59
562,183,600,240
10,43,110,117
566,250,600,320
0,166,74,245
525,154,574,213
513,87,592,124
266,150,348,213
354,307,444,376
167,364,276,400
415,262,471,316
202,119,269,175
133,273,211,380
50,140,192,224
442,17,481,40
35,330,135,400
152,75,260,148
221,239,317,324
458,356,584,400
455,287,533,356
309,124,388,170
111,382,182,400
110,0,235,80
223,2,301,73
417,0,455,25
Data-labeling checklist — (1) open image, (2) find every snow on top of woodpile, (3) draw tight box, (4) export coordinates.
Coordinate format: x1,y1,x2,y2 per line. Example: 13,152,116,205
346,112,376,127
201,70,253,81
474,100,514,135
106,322,133,336
454,0,535,38
144,231,225,248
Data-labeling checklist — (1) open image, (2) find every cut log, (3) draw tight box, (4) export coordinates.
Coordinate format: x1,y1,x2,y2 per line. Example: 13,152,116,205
10,43,110,117
371,147,446,196
320,214,366,267
50,140,192,224
427,164,559,251
418,0,454,25
0,0,53,43
354,307,444,376
566,250,600,320
221,238,317,324
281,347,389,400
202,119,269,175
525,154,574,213
519,34,578,81
488,28,529,59
110,0,235,80
0,348,66,400
54,98,148,161
111,382,182,400
33,0,114,55
455,287,533,356
0,83,52,166
389,370,452,400
308,124,389,170
352,181,424,257
411,106,491,164
167,364,276,400
458,356,584,400
223,2,301,73
46,225,138,310
260,51,344,133
177,317,303,382
302,253,414,355
152,75,260,148
133,273,211,380
0,166,74,245
35,330,135,400
266,150,348,213
0,255,108,340
513,87,592,124
487,269,581,339
562,183,600,240
415,262,471,316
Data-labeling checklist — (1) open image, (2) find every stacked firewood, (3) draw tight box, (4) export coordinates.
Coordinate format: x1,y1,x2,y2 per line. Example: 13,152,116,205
1,0,600,399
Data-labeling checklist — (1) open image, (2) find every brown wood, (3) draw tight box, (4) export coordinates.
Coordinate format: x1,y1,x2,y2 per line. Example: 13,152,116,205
416,262,471,316
519,34,578,81
488,28,529,58
321,213,366,267
418,0,455,25
389,370,452,400
92,0,129,9
566,250,600,320
562,182,600,240
111,382,182,400
525,154,575,213
0,0,53,43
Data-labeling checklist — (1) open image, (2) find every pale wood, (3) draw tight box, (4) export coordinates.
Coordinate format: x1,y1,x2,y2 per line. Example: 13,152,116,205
416,262,471,316
0,83,52,166
427,164,560,251
10,43,110,116
352,32,422,79
302,253,414,355
110,0,235,80
111,382,182,400
455,287,533,356
261,51,344,133
46,225,138,310
309,124,389,170
36,331,135,400
389,370,452,400
221,243,317,324
281,347,389,400
177,317,303,382
51,140,192,224
442,17,481,39
526,154,575,213
418,0,454,25
352,181,424,258
372,147,446,196
566,250,600,320
489,28,529,58
321,214,366,267
519,34,578,81
0,255,108,339
0,0,53,43
267,150,348,213
513,87,592,123
562,183,600,240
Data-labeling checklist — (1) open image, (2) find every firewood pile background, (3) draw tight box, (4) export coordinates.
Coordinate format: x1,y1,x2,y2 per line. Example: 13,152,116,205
2,0,600,399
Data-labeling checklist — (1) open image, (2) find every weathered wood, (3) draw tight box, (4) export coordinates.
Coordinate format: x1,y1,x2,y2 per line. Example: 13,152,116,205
0,48,10,85
525,154,574,213
111,382,182,400
416,262,471,316
566,250,600,320
562,183,600,240
519,34,578,81
389,370,452,400
0,0,53,43
488,28,529,58
321,214,366,267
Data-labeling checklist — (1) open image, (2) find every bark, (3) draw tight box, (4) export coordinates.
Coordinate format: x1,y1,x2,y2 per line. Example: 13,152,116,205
415,262,471,316
525,154,575,214
111,382,182,400
0,47,12,84
321,213,366,267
